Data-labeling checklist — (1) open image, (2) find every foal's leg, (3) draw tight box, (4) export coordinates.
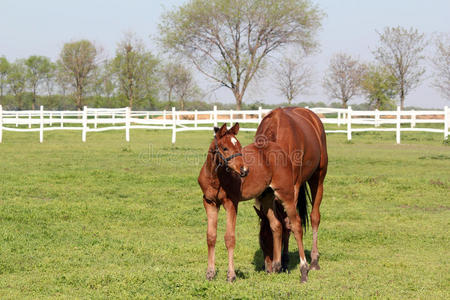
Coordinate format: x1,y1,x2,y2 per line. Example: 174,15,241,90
266,207,283,273
223,198,238,282
275,188,309,283
281,222,290,272
203,198,219,280
308,170,326,271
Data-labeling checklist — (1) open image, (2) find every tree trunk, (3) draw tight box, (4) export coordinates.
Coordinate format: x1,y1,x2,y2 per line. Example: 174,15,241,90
234,92,243,111
180,98,185,111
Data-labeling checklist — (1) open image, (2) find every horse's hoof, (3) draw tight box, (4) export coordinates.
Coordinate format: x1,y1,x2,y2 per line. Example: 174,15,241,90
300,265,309,283
309,260,321,271
206,269,216,281
226,271,236,282
272,261,282,273
281,254,289,272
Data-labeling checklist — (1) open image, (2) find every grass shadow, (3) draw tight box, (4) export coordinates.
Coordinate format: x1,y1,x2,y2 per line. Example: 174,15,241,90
251,247,311,272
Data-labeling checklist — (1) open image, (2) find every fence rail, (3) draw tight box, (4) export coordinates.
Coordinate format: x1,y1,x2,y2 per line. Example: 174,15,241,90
0,105,448,144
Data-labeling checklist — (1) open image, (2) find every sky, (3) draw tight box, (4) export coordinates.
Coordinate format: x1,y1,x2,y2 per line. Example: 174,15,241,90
1,0,449,108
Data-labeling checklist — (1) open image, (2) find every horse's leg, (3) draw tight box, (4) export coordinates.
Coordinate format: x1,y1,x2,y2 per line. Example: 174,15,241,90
203,198,219,280
281,222,290,272
274,188,309,283
308,170,325,271
223,198,238,282
266,207,283,273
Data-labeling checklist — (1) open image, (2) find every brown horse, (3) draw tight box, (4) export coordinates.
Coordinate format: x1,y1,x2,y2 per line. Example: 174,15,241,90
198,107,328,283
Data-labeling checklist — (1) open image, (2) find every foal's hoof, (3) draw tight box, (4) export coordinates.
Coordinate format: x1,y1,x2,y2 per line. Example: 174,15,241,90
206,269,216,281
300,265,309,283
309,260,321,271
281,254,289,272
226,271,236,283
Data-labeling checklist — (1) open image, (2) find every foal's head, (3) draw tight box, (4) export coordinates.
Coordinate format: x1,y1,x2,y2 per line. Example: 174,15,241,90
212,123,249,177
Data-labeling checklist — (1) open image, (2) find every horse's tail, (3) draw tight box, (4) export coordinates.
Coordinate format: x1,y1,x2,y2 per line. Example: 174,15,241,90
297,183,312,232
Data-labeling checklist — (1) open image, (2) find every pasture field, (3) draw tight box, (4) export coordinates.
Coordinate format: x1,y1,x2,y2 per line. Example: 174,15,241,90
0,128,449,299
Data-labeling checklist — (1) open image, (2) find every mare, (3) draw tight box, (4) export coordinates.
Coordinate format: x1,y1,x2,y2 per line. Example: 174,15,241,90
197,107,328,283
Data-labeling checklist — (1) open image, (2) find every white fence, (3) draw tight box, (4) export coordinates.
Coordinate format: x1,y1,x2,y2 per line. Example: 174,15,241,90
0,105,448,144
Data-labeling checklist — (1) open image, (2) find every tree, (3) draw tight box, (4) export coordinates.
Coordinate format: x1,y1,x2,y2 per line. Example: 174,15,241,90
43,61,56,97
25,55,53,110
373,26,428,109
431,33,450,100
274,54,311,105
58,40,99,110
159,0,322,110
361,64,398,110
161,62,200,110
7,60,27,110
323,53,364,108
112,33,159,109
0,56,10,105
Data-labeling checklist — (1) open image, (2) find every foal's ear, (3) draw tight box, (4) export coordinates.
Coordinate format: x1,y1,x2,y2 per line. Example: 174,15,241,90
228,122,240,135
214,127,220,133
215,123,228,138
253,206,265,219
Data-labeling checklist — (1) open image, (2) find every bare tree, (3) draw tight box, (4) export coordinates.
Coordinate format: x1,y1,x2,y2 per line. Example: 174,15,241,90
274,54,311,105
323,53,364,108
58,40,100,110
112,32,159,109
431,33,450,100
373,26,428,109
159,0,323,110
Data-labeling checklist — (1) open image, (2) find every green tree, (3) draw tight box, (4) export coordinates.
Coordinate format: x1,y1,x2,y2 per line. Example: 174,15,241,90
25,55,53,110
7,60,27,110
159,0,323,110
361,64,398,110
373,26,428,109
431,33,450,100
112,33,159,109
0,56,10,104
59,40,99,110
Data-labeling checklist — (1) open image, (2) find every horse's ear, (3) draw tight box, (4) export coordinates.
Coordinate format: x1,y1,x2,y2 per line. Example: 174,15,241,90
214,127,220,133
228,122,240,135
216,123,227,138
253,206,264,219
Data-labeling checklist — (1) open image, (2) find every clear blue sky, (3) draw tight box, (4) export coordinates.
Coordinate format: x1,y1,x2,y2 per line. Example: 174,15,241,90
1,0,449,108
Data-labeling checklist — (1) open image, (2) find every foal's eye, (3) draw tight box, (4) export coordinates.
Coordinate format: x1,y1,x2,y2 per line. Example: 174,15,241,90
223,147,228,151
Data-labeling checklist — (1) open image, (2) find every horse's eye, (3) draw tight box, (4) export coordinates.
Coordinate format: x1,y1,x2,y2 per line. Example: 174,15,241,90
223,147,228,151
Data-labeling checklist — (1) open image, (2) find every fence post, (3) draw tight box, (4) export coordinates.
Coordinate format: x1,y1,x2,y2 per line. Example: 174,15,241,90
39,106,44,143
0,105,3,143
411,109,416,128
213,105,218,127
172,107,176,144
60,112,64,128
337,111,341,127
194,109,198,128
375,109,379,127
396,106,401,144
28,112,32,129
125,107,130,142
49,112,53,126
258,106,262,123
347,106,352,141
94,110,98,129
16,112,19,127
163,110,167,128
146,112,149,120
112,112,116,125
82,106,87,142
444,106,449,140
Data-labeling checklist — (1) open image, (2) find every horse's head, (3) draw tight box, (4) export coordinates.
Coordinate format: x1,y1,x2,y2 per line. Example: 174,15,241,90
212,123,249,177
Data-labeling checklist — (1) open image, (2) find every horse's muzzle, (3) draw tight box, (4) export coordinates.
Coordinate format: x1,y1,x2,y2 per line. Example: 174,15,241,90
240,166,249,177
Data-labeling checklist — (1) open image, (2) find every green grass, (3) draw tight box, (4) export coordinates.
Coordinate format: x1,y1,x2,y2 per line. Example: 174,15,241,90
0,129,449,299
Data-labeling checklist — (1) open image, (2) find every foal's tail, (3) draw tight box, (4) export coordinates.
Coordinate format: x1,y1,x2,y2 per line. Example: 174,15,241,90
297,183,312,232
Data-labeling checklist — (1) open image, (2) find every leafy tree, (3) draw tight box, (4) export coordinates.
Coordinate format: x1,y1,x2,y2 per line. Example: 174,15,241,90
373,26,428,109
25,55,53,110
112,33,159,109
161,62,200,110
58,40,99,110
0,56,10,105
361,64,398,110
7,60,27,110
431,33,450,100
323,53,364,108
159,0,323,110
274,54,311,105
